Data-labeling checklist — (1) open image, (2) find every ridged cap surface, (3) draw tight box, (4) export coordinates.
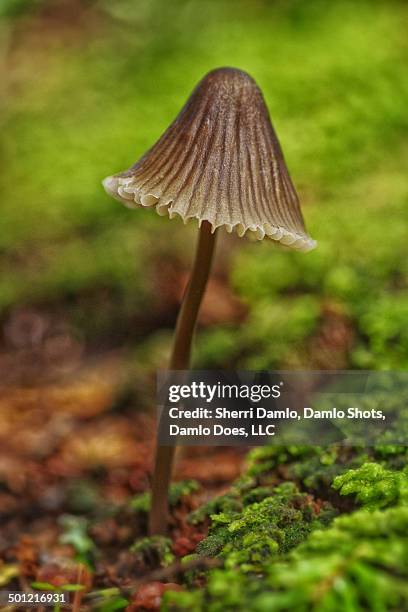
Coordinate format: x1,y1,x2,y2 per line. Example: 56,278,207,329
103,67,316,251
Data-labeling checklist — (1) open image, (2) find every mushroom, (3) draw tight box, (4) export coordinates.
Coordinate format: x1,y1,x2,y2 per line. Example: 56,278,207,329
102,67,316,535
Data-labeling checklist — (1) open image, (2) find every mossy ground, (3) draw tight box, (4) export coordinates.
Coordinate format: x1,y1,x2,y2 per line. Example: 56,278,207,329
163,438,407,611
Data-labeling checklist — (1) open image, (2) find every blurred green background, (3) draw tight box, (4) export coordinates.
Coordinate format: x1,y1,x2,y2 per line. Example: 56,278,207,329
1,0,407,374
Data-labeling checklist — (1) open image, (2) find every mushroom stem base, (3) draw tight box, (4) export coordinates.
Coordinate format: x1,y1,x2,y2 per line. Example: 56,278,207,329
149,221,217,536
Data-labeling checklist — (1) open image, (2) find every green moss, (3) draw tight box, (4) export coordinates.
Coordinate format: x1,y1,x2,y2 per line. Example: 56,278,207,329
241,297,320,369
196,482,335,573
246,445,317,477
188,492,243,527
333,463,408,509
130,535,174,568
194,327,241,368
2,0,407,370
167,442,407,610
168,480,200,506
164,506,408,611
246,432,407,497
154,438,408,611
130,480,199,513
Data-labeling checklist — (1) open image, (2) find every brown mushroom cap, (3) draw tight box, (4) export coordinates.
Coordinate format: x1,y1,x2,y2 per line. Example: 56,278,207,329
103,67,316,251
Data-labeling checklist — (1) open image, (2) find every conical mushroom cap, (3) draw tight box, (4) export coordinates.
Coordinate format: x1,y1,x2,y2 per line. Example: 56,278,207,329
103,67,316,251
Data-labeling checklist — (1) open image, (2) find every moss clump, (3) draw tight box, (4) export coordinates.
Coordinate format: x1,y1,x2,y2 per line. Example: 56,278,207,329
188,492,243,527
130,480,199,513
246,445,314,477
130,535,174,568
168,480,200,506
333,462,408,509
196,482,335,573
188,476,267,527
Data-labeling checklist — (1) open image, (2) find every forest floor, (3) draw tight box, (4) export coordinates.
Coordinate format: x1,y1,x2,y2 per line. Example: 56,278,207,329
0,338,246,610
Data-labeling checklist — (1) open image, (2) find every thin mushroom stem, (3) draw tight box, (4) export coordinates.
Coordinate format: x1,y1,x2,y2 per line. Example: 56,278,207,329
149,220,217,535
